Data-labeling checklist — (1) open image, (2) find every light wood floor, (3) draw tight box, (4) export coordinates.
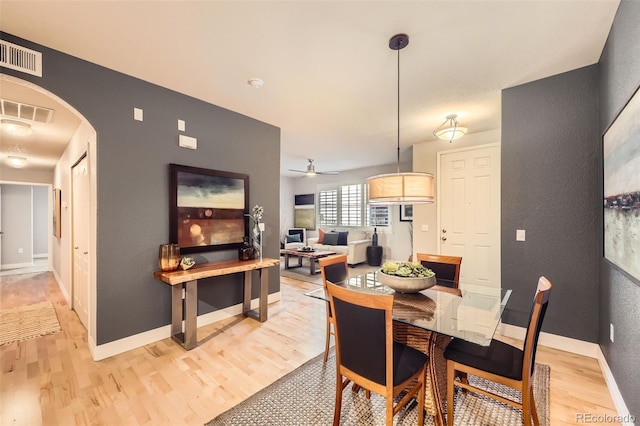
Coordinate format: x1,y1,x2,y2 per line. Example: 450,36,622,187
1,272,619,425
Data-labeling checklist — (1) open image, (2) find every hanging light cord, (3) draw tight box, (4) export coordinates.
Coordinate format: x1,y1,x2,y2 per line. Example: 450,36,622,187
396,43,401,173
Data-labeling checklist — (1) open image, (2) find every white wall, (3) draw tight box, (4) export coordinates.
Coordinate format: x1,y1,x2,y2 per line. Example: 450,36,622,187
0,184,32,267
412,129,501,256
33,185,48,257
279,177,295,245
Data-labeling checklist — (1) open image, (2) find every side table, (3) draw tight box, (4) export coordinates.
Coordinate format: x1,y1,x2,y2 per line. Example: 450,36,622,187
366,245,383,266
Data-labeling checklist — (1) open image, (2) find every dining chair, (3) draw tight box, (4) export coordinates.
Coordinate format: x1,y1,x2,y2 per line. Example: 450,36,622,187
326,283,428,426
443,276,552,426
318,254,349,363
415,253,462,289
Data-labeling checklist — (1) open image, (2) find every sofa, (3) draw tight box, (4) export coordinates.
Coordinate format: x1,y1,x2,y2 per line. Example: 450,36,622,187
307,230,371,266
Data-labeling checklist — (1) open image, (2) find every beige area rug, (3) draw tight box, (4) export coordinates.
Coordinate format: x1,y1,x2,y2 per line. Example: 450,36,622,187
207,349,549,426
0,301,62,346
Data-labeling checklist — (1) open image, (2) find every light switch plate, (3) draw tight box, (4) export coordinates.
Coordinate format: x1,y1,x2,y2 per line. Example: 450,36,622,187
178,119,185,131
134,107,143,121
421,225,429,232
516,229,526,241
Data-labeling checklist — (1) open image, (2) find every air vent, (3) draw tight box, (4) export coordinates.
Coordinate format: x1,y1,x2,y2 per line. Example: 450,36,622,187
0,40,42,77
0,99,54,123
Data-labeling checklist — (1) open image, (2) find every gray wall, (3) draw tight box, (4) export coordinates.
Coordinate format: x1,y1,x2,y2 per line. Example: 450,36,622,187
501,65,600,342
0,184,32,266
33,185,48,256
1,32,281,345
598,0,640,418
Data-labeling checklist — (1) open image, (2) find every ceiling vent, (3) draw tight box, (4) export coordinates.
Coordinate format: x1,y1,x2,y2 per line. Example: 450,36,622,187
0,40,42,77
1,99,54,123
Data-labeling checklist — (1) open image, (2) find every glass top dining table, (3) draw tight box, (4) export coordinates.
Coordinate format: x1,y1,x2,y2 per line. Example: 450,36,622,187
305,270,511,346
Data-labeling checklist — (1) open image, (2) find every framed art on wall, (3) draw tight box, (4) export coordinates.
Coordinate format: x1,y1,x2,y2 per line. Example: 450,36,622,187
399,204,413,222
169,164,249,254
603,84,640,282
53,188,61,238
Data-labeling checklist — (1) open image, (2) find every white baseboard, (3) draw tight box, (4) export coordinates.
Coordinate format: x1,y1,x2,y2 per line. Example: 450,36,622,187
91,291,282,361
1,261,33,270
499,323,635,424
33,253,48,259
596,347,636,426
52,269,70,305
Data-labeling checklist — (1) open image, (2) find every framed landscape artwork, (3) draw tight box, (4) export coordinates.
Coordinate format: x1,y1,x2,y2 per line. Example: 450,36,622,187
603,85,640,282
169,164,249,254
294,193,316,230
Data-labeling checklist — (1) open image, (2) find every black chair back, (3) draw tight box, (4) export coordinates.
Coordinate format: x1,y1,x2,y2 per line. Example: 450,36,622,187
332,297,388,385
420,261,457,285
524,279,552,376
323,262,348,284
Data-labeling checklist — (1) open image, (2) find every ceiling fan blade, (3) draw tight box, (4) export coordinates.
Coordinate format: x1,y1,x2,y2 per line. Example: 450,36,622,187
288,169,307,173
316,171,340,175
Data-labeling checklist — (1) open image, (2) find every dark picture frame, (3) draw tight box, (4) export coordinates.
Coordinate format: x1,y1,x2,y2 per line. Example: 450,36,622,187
53,188,61,238
603,84,640,283
399,204,413,222
294,193,316,230
169,164,249,254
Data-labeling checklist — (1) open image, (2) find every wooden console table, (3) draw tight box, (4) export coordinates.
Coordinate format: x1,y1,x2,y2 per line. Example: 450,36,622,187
153,257,280,350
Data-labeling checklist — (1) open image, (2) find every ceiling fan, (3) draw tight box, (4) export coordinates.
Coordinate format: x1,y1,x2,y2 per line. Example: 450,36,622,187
289,159,339,176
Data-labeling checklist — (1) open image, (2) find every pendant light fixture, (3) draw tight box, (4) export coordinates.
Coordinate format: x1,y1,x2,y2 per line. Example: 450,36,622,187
433,114,467,142
366,34,434,205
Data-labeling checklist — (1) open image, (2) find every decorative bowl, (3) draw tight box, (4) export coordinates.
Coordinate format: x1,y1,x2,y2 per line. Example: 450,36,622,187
376,270,436,293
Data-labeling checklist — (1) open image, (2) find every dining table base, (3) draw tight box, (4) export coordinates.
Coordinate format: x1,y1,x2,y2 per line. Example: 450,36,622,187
393,322,452,426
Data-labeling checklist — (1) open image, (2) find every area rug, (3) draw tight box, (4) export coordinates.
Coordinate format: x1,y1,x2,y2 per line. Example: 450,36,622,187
0,301,61,346
206,350,549,426
280,262,380,285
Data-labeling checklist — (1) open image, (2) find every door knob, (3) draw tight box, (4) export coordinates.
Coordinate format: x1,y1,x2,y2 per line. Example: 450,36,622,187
441,236,447,241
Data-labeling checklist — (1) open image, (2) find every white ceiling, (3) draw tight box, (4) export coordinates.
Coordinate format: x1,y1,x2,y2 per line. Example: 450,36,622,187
0,1,619,176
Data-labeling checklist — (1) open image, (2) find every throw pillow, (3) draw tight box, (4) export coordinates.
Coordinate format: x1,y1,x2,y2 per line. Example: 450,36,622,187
318,229,326,244
323,232,339,245
285,234,301,243
337,231,349,245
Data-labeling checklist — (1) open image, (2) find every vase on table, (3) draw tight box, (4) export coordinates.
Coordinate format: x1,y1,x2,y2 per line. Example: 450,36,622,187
252,222,261,259
158,244,180,271
238,236,254,261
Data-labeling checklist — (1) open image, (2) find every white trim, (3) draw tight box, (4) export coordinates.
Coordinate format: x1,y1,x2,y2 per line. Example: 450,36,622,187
52,268,70,305
596,347,636,426
91,292,282,361
33,253,48,259
0,262,33,270
499,323,635,424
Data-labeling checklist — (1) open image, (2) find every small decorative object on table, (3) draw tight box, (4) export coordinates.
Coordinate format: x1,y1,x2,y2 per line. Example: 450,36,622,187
298,246,314,252
180,257,195,270
377,261,436,293
158,244,181,271
238,236,255,260
247,205,264,260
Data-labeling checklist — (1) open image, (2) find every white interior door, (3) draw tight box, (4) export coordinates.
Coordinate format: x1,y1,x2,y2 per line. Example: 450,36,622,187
72,156,90,328
438,144,500,288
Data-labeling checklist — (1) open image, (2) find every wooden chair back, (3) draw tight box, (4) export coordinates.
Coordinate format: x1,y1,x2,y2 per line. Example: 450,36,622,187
415,253,462,288
318,254,348,362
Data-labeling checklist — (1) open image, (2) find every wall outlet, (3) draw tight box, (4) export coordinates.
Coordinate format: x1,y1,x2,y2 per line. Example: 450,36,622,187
18,248,24,253
421,224,429,232
610,323,614,342
516,229,526,241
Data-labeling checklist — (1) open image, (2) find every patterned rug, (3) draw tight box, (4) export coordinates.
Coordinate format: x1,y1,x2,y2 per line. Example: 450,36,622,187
0,301,61,346
280,262,379,285
206,350,549,425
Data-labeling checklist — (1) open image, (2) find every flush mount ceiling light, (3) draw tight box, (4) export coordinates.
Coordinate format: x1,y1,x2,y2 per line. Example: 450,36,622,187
7,155,27,168
1,118,32,136
247,78,264,88
433,114,467,142
366,34,434,205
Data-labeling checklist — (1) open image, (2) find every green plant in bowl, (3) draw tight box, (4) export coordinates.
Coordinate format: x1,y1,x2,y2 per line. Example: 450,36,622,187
378,261,436,293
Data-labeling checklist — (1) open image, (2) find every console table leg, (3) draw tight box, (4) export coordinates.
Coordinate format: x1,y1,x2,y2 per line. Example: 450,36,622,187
243,270,252,314
183,280,198,350
171,285,183,343
258,268,268,322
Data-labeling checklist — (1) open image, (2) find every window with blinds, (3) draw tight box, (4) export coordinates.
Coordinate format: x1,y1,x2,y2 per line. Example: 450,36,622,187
318,184,389,228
